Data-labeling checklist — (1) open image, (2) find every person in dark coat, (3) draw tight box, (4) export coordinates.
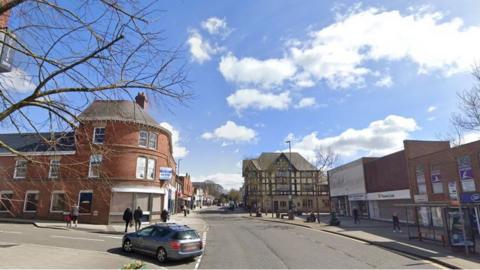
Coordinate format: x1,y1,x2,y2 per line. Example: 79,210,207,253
133,206,143,231
353,208,360,224
122,208,133,233
392,212,402,232
161,209,169,222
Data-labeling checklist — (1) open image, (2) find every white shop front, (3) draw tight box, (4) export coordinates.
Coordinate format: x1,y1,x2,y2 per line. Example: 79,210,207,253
367,189,413,222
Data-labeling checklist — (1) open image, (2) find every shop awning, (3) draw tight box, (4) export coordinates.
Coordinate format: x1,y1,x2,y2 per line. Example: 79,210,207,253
394,202,449,207
111,185,166,194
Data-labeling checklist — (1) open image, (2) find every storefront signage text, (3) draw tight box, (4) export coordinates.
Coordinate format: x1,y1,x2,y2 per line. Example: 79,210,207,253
159,167,173,180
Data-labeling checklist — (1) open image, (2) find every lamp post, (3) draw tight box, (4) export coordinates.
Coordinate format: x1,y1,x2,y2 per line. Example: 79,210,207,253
177,159,182,176
286,140,293,212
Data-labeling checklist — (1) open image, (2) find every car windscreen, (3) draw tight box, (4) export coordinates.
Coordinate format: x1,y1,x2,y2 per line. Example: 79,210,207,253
174,230,199,240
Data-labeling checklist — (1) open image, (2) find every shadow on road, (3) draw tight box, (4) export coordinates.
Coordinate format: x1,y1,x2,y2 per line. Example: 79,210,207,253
107,247,196,267
196,207,247,215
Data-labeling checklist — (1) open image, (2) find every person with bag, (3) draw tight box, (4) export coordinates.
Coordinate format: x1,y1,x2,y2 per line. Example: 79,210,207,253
123,208,133,233
133,206,143,231
161,209,169,222
70,204,80,228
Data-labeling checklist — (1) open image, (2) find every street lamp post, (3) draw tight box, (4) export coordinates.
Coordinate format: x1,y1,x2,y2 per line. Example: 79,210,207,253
286,140,293,213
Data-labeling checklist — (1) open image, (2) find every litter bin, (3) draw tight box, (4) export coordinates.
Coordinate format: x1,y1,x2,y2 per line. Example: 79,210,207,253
288,210,294,220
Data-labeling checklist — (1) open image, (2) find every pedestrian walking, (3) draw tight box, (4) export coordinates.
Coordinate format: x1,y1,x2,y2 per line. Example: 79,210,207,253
123,208,133,233
133,206,143,231
161,209,169,222
70,204,79,228
353,208,360,224
392,212,402,232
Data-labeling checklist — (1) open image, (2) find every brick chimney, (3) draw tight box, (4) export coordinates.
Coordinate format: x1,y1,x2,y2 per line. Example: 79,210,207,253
135,92,147,110
0,0,10,29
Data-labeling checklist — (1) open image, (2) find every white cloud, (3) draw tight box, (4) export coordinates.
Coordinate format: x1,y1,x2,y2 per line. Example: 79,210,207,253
202,121,256,143
219,54,297,88
192,172,243,190
427,116,436,121
462,131,480,144
0,68,35,93
427,106,437,113
187,31,221,64
285,115,419,163
374,75,393,88
201,17,228,35
226,89,291,111
159,122,189,158
294,97,316,109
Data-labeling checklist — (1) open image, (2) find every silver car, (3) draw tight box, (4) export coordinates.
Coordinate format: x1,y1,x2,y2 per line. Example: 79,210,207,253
122,223,203,263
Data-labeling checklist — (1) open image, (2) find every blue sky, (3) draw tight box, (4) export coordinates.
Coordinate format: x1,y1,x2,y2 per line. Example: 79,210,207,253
5,1,480,190
147,1,480,189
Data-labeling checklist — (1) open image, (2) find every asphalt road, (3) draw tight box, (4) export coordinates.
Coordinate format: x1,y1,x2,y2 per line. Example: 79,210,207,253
198,207,442,269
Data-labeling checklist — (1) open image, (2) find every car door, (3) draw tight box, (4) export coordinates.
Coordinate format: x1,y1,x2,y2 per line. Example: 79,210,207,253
135,226,155,253
143,227,170,255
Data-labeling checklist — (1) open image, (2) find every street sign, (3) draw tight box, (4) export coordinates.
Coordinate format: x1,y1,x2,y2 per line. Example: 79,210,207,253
159,167,173,180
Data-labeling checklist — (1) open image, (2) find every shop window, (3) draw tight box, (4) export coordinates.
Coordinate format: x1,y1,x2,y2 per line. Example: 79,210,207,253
280,201,287,208
93,127,105,144
148,133,157,149
88,154,102,178
14,159,27,179
136,157,147,179
110,192,133,213
418,206,431,226
431,207,443,227
457,155,476,192
146,159,155,180
430,164,443,194
415,165,427,194
78,191,93,214
138,130,148,147
24,191,39,212
49,159,60,179
0,191,13,212
50,192,67,212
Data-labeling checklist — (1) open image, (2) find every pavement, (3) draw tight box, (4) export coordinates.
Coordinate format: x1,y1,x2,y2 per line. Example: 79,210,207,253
246,212,480,269
0,211,208,269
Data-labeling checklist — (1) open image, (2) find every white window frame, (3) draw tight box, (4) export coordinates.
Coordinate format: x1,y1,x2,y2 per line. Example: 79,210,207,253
93,127,106,145
78,190,93,215
23,190,39,213
50,191,66,213
136,156,147,179
88,154,102,178
147,158,156,180
48,159,61,179
138,130,148,147
0,191,14,213
148,132,158,149
14,159,27,179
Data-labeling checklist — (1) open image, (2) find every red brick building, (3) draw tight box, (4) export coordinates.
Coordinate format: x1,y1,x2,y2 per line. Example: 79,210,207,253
0,94,177,224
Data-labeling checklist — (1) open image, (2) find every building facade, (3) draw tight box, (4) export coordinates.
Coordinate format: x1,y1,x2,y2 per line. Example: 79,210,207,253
0,94,177,224
243,152,329,213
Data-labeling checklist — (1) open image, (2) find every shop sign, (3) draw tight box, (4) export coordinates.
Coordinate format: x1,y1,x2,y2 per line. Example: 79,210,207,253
458,155,476,192
414,194,428,203
366,189,411,201
431,169,441,183
159,167,173,180
460,192,480,203
348,193,366,201
448,182,458,200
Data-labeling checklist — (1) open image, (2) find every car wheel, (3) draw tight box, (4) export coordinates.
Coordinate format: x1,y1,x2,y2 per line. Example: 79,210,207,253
122,239,133,253
156,247,167,263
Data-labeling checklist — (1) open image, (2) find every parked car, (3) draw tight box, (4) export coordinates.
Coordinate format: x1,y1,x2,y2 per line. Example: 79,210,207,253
122,223,203,263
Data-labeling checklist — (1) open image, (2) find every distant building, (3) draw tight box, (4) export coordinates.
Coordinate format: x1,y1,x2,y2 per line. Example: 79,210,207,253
243,152,329,213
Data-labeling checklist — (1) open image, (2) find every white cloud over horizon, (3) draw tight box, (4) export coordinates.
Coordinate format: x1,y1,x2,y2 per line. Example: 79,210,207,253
159,122,189,158
0,68,36,93
187,31,222,64
218,7,480,91
201,17,229,35
226,89,291,112
294,97,316,109
202,121,256,143
283,115,419,163
427,106,437,112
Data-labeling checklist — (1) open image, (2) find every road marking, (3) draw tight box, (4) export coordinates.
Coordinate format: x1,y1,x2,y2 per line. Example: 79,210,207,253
99,235,123,239
50,235,105,242
0,230,22,234
194,231,207,270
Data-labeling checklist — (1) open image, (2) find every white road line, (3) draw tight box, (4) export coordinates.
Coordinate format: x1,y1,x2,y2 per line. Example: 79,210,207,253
194,231,207,270
50,235,105,242
0,230,22,234
99,235,123,239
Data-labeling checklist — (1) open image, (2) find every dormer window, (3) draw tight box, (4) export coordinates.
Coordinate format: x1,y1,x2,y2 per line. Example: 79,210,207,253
93,127,105,144
139,130,148,147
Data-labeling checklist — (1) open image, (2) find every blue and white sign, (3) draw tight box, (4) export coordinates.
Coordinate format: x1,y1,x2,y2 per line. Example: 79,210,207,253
159,167,173,180
460,192,480,203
